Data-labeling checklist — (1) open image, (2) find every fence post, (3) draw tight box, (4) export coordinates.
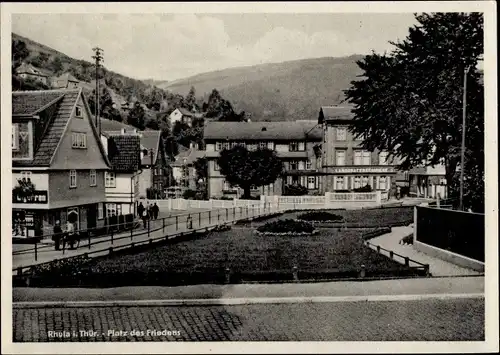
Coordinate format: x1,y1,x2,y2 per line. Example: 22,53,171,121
389,251,394,259
424,264,430,277
130,223,133,240
246,206,249,218
162,217,165,233
405,257,410,266
292,266,299,282
225,267,231,284
199,211,201,227
226,208,229,221
17,267,22,276
359,264,366,278
176,216,179,231
413,206,418,243
148,218,150,238
109,247,113,254
89,233,92,249
209,211,211,224
376,245,380,253
34,242,38,262
111,228,114,245
218,209,220,223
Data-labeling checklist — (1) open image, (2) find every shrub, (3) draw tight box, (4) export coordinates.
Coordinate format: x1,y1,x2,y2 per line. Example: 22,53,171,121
297,211,344,222
353,184,373,193
257,219,315,234
182,189,197,199
283,184,309,196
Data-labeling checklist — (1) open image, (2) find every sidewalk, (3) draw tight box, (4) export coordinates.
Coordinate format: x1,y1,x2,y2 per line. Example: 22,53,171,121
367,226,482,277
12,206,275,270
13,276,484,303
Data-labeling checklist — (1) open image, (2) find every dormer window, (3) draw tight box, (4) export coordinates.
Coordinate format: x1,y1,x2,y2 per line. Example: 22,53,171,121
75,106,82,118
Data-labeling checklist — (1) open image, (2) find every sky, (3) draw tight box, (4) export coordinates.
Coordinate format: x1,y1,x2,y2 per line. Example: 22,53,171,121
12,13,418,82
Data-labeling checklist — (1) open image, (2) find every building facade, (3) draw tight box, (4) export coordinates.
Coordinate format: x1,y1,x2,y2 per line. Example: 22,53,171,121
318,106,400,195
15,63,50,86
203,121,323,198
12,89,111,238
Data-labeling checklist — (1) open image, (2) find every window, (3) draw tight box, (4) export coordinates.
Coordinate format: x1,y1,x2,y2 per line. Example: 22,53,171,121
290,160,299,170
306,160,312,170
259,141,267,149
267,142,274,150
97,203,104,220
12,124,19,150
216,142,222,151
105,172,116,188
20,171,32,182
354,151,362,165
230,142,238,148
379,176,387,190
222,142,230,150
336,127,347,141
289,142,298,152
247,143,257,151
214,161,220,171
71,132,87,149
354,176,361,189
379,151,388,166
336,150,346,166
106,203,117,217
298,142,305,151
75,106,83,118
298,161,305,170
90,169,97,186
362,151,371,165
362,176,369,187
308,177,316,189
335,176,345,190
69,170,77,188
223,180,231,190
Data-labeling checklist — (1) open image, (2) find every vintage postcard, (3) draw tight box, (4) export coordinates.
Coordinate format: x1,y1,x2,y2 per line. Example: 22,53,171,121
1,1,498,354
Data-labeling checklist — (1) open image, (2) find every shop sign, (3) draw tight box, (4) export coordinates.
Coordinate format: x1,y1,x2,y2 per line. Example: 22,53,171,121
331,167,395,174
12,190,48,204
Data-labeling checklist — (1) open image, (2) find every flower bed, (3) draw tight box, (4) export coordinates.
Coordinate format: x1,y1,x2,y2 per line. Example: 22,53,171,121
297,211,344,222
256,219,316,235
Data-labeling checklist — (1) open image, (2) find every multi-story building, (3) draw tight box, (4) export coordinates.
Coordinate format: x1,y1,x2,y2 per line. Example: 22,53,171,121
99,132,142,217
51,72,80,89
101,127,170,200
171,143,205,190
318,106,400,195
203,121,323,198
12,88,111,237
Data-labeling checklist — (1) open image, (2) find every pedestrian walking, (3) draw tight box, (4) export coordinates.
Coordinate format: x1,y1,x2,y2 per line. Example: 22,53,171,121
52,220,62,251
152,203,159,220
137,202,145,219
142,208,149,229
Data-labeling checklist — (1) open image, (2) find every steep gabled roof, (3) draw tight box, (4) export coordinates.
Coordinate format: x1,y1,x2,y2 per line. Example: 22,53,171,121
12,88,111,168
318,106,354,123
107,135,141,172
203,121,322,141
15,63,50,77
140,130,162,166
55,72,79,83
12,90,64,116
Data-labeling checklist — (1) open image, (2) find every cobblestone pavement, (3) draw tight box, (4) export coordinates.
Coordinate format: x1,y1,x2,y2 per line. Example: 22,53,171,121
13,298,484,342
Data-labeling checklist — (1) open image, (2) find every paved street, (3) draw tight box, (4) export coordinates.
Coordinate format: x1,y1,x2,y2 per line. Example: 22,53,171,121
13,297,484,341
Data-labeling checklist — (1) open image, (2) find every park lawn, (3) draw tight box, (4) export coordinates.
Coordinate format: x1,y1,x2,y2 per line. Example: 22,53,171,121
89,226,408,274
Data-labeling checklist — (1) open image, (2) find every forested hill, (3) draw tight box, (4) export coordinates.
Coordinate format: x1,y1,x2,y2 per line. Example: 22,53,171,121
157,55,364,121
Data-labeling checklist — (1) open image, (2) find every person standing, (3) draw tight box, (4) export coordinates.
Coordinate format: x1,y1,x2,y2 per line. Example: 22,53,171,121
142,208,149,229
52,220,62,251
152,203,159,220
66,220,75,249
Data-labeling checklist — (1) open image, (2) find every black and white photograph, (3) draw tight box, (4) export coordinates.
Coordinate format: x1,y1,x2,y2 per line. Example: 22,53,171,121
1,1,498,353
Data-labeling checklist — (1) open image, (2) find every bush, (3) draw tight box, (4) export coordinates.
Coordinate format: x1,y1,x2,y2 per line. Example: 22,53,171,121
297,211,344,222
257,219,315,234
353,184,373,193
182,189,197,199
283,184,309,196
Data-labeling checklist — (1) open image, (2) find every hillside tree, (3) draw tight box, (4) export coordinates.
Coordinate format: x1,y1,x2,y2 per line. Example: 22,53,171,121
127,102,146,130
344,12,484,211
12,39,29,72
217,145,283,198
184,86,197,111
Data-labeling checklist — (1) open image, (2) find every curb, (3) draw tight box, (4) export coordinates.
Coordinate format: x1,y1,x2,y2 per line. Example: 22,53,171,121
13,293,484,308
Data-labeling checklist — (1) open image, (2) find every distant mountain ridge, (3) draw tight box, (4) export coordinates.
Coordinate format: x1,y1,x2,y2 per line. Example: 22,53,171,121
157,55,364,121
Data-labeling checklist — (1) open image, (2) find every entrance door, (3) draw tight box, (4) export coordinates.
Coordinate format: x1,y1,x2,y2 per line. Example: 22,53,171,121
67,207,79,230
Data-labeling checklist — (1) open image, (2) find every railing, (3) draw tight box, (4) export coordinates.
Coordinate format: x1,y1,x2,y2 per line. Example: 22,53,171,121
13,202,281,274
364,239,430,276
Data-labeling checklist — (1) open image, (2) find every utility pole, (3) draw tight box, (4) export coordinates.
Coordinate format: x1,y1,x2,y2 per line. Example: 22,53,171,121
92,47,104,136
459,65,470,211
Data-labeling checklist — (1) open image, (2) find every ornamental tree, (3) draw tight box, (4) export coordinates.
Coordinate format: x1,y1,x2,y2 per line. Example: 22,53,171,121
217,145,283,199
344,12,484,211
